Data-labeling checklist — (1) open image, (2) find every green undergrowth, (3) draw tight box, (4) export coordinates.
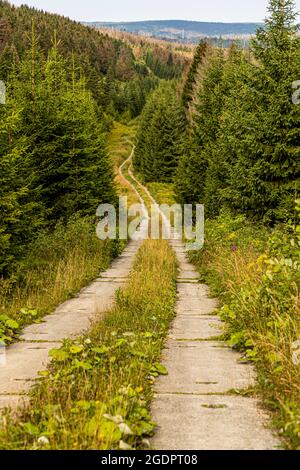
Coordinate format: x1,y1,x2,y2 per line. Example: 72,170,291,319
0,239,177,450
107,121,138,170
146,183,176,207
189,205,300,449
0,216,123,345
108,122,141,208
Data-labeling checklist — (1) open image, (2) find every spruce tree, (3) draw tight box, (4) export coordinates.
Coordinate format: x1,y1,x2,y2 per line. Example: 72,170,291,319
0,95,40,275
229,0,300,223
181,40,208,110
203,46,249,216
134,82,186,183
176,49,225,206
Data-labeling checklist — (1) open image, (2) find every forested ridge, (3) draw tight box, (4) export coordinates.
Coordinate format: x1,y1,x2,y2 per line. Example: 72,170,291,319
0,1,186,115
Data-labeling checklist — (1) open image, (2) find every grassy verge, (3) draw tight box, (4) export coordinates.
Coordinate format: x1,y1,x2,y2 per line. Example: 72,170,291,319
0,216,122,344
189,209,300,449
0,240,177,450
107,121,138,170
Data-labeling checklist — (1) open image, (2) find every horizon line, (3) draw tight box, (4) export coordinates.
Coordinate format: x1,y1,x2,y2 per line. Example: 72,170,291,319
83,18,265,25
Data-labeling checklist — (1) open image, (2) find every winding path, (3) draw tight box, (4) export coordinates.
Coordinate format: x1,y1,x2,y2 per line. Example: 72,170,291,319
0,148,280,450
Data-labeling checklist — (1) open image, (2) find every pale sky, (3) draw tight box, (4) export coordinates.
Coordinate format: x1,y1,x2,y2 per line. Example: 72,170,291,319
9,0,300,23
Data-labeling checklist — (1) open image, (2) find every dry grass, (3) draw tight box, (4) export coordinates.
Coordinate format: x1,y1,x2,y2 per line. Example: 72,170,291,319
190,212,300,449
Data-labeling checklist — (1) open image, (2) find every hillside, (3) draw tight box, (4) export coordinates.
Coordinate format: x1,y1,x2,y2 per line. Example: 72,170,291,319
0,1,187,112
84,19,262,44
0,0,186,278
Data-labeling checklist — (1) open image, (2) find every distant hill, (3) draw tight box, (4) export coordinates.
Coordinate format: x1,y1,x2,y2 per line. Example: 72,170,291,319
84,20,262,44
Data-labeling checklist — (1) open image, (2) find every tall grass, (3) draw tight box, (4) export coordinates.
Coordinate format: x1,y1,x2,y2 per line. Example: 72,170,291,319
108,121,140,207
0,216,121,344
0,240,177,450
189,209,300,449
107,121,138,170
147,183,176,207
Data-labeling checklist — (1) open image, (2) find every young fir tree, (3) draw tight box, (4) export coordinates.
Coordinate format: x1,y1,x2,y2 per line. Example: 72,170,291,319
134,82,186,183
228,0,300,223
176,49,225,206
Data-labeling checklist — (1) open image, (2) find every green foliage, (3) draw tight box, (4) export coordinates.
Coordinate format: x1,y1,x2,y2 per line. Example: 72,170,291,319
134,82,187,183
190,204,300,448
176,0,300,224
0,314,19,344
0,240,177,450
113,76,159,119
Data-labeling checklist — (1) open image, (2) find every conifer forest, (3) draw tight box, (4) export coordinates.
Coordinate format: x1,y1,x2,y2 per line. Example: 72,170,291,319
0,0,299,456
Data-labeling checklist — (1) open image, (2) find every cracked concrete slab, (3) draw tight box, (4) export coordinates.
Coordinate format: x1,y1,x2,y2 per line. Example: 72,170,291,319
0,341,60,394
169,316,223,340
151,394,279,450
155,340,256,394
0,239,142,409
151,240,280,450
